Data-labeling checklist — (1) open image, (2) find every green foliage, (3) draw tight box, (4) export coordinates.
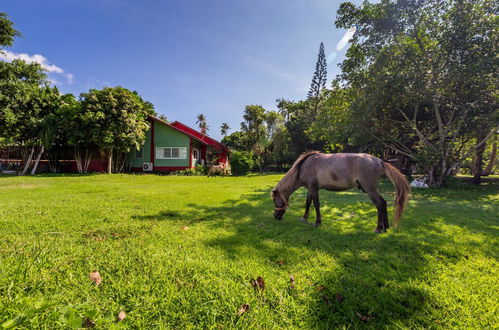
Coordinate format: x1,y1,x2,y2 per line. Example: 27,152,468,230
0,60,59,145
334,0,498,186
0,174,497,327
230,151,254,175
0,12,21,48
79,87,155,153
221,131,246,151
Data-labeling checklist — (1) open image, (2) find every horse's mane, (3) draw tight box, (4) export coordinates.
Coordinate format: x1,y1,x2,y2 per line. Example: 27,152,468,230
277,151,320,192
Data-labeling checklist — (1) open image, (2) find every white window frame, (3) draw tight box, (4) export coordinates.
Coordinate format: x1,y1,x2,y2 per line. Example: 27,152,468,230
155,147,187,159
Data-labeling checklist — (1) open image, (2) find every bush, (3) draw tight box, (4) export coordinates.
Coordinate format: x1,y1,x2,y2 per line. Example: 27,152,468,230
230,151,254,176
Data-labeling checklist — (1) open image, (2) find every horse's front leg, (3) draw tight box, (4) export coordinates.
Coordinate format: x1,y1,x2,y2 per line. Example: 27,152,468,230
310,188,322,227
299,191,312,223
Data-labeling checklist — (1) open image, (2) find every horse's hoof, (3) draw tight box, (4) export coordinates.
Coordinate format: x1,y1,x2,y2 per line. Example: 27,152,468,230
299,218,309,223
312,222,322,227
374,228,387,234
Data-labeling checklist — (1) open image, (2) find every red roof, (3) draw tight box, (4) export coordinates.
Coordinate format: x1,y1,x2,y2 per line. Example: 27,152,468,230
170,121,230,152
148,116,207,145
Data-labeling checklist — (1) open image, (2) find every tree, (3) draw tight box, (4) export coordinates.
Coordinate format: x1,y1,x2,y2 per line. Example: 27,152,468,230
222,131,246,151
0,60,61,175
307,42,327,119
335,0,498,186
79,87,155,174
220,123,230,137
196,114,209,135
0,12,21,49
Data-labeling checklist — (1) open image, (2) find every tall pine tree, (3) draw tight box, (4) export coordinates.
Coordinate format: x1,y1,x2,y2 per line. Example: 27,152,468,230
307,42,327,119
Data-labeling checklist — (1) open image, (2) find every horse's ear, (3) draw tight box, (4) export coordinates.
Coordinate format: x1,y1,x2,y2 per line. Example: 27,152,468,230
271,189,278,198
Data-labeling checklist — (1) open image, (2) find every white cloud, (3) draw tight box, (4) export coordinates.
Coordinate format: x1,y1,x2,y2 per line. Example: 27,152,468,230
336,27,356,51
0,50,74,84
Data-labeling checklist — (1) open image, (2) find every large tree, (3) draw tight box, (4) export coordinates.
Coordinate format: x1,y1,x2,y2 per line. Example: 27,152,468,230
307,42,328,119
335,0,498,186
79,87,155,174
0,60,60,175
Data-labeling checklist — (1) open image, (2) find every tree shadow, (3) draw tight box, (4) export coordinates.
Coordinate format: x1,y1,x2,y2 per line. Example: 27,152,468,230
131,179,497,327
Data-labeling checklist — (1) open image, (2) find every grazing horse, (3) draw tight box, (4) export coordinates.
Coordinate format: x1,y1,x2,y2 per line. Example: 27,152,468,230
271,151,410,233
207,163,231,177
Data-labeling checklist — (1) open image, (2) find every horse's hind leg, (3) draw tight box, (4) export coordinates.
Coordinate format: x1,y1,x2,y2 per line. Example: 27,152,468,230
310,187,322,227
366,189,388,233
300,191,312,223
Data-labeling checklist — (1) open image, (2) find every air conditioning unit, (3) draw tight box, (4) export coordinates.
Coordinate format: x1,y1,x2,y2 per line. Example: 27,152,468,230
143,162,153,172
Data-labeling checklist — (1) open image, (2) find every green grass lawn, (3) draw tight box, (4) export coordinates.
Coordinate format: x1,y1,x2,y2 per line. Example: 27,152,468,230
0,174,497,328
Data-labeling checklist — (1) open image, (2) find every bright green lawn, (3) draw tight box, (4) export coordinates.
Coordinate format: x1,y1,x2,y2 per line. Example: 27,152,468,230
0,174,497,328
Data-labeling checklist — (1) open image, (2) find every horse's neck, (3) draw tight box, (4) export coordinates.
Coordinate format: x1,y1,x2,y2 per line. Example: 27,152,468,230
279,171,301,199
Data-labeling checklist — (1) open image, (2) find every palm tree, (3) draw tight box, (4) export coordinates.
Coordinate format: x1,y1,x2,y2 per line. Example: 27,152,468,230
220,123,230,137
196,114,208,135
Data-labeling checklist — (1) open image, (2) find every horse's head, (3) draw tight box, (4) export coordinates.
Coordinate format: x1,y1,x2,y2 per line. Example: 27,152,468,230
271,188,287,220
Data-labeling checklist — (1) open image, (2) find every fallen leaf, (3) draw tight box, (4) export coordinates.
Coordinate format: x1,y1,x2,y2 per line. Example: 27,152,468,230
322,295,331,305
315,285,326,291
335,293,345,303
237,304,250,316
289,275,295,289
277,260,285,265
356,311,372,322
180,226,189,230
89,271,102,286
250,276,265,291
82,317,96,328
116,310,126,321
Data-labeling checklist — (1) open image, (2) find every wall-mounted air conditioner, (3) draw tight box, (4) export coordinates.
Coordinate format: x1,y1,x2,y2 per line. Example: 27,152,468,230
143,163,153,172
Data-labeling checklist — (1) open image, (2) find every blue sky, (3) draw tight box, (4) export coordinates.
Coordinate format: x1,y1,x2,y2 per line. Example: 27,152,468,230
2,0,361,140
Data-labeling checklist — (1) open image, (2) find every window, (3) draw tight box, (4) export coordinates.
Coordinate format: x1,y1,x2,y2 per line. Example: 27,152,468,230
156,147,187,159
135,147,143,159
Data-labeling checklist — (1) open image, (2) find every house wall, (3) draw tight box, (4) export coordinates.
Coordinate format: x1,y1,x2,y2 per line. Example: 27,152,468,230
130,127,151,168
153,121,190,168
130,120,190,170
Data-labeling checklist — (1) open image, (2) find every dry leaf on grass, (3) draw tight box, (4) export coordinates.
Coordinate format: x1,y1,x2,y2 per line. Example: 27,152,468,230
89,271,102,286
356,311,373,322
82,317,96,328
277,260,285,265
289,275,295,289
117,310,126,321
180,226,189,230
315,285,326,291
250,276,265,291
237,304,250,316
335,293,345,303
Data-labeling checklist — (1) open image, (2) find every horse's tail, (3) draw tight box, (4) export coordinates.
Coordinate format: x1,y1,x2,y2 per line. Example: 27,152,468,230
383,162,411,226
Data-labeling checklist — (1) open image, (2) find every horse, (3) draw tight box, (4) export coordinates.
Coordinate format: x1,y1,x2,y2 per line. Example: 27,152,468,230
271,151,410,233
207,163,231,177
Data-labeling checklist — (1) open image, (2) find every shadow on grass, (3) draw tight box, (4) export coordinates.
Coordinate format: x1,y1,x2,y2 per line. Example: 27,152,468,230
132,178,498,327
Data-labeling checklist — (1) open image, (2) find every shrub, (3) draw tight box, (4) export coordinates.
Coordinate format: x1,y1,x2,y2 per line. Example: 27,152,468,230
230,151,254,175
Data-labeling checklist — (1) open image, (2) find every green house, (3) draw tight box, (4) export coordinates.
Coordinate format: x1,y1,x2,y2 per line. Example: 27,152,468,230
130,116,229,172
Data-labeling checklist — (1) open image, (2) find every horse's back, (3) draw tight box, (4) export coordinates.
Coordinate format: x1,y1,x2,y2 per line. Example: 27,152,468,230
300,153,383,190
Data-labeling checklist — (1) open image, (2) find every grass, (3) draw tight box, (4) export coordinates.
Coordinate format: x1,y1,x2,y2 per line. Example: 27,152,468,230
0,173,497,328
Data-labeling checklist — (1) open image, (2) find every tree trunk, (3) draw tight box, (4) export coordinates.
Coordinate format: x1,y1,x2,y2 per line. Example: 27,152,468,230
482,138,496,176
20,147,35,176
74,147,82,173
472,140,486,185
30,146,45,175
107,148,112,174
83,147,92,173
